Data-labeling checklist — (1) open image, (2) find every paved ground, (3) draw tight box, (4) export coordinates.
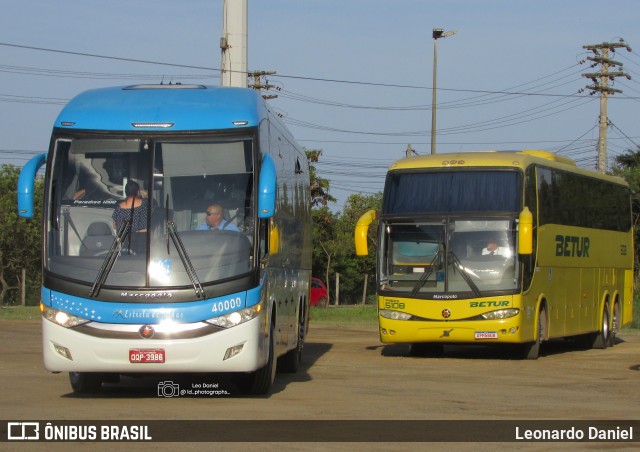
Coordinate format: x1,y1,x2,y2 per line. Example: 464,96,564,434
1,319,639,450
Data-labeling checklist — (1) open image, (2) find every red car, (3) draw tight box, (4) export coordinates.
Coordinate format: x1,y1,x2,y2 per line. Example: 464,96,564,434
310,277,328,307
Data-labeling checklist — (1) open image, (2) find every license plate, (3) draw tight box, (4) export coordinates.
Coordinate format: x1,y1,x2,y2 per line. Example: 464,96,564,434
129,349,165,363
474,331,498,340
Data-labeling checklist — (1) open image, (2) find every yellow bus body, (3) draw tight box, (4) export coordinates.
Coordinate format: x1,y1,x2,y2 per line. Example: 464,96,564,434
361,150,634,354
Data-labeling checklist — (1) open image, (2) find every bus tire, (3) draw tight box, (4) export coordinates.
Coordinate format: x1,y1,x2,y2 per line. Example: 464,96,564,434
520,306,546,360
317,297,328,308
69,372,103,394
278,305,305,373
590,304,610,349
239,322,276,395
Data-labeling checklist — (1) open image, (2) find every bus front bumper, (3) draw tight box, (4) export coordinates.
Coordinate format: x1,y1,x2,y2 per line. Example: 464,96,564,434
41,316,269,373
379,317,526,344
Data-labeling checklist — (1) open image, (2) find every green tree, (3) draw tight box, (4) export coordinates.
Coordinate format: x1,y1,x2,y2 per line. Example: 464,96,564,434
331,192,382,304
610,147,640,327
305,148,383,304
0,164,43,305
312,206,339,303
611,147,640,268
305,149,336,207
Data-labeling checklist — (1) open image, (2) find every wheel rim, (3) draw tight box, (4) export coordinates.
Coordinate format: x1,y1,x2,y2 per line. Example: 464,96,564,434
602,309,609,340
612,304,619,335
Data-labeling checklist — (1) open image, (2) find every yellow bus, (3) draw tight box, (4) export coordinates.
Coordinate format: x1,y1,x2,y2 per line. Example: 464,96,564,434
355,150,634,359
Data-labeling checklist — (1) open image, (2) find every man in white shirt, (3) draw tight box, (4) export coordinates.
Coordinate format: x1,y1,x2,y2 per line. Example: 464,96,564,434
482,239,508,256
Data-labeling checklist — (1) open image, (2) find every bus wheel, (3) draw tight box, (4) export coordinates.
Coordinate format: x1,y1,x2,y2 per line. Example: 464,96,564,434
521,307,546,360
69,372,103,394
590,304,610,349
238,322,276,395
278,307,305,373
608,302,620,347
409,343,444,357
317,297,328,308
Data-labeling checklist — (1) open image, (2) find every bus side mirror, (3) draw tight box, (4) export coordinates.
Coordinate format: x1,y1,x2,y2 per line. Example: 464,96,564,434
269,220,280,255
17,153,47,218
518,206,533,255
258,154,276,219
355,209,377,256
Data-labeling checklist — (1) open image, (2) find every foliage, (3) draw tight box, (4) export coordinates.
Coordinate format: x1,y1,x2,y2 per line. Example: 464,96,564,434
312,192,382,305
305,149,336,207
610,148,640,328
610,147,640,271
0,164,43,305
311,206,339,303
309,305,377,325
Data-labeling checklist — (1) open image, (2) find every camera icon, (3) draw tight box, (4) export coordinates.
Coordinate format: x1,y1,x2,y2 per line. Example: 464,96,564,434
158,381,180,397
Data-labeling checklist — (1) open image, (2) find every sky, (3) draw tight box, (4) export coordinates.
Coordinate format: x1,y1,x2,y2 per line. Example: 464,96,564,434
1,0,640,211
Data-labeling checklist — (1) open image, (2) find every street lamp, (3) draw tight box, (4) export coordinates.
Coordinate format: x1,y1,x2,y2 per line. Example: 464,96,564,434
431,28,457,154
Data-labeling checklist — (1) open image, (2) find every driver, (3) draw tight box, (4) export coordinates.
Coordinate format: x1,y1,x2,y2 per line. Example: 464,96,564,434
196,203,239,231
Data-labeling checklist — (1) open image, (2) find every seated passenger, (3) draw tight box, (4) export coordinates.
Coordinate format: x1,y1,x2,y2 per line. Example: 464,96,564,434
196,203,239,231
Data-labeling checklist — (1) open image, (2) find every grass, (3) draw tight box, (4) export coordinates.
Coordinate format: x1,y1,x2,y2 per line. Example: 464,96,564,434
0,305,40,320
309,304,377,325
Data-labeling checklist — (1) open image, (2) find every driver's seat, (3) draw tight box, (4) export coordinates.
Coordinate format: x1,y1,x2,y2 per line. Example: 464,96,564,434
80,221,114,256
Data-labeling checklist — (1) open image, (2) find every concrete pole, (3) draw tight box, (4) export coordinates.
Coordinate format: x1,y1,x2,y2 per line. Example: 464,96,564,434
597,48,609,173
430,37,438,155
430,29,455,154
220,0,248,87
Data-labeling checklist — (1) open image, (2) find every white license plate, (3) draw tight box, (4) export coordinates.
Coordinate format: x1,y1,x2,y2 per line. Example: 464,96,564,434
129,349,165,363
474,331,498,340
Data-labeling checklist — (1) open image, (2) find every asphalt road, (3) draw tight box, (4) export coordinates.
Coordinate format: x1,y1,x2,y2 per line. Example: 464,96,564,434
1,319,639,450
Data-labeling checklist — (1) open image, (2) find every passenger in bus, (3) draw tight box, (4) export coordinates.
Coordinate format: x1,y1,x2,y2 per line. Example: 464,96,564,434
482,238,508,256
112,180,148,233
196,203,239,231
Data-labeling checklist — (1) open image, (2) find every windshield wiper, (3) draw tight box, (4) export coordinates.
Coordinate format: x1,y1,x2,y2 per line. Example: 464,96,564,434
410,251,440,297
166,220,204,298
448,250,482,298
165,194,170,254
89,219,130,298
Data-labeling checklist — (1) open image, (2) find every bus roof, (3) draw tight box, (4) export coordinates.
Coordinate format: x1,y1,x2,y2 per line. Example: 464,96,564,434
388,150,628,186
54,84,267,132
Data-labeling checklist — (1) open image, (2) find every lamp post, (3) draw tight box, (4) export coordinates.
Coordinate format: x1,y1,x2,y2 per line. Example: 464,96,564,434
431,28,456,154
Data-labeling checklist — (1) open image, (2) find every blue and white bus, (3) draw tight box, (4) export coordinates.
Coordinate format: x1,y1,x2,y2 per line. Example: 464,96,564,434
18,84,312,394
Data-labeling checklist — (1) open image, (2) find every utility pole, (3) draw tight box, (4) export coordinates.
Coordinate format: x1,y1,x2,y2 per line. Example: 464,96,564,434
405,144,416,158
220,0,248,87
581,40,631,173
431,28,456,154
248,71,279,99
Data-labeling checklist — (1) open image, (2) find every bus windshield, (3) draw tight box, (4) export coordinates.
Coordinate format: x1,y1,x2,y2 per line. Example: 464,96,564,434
379,218,518,296
384,170,520,214
46,136,254,290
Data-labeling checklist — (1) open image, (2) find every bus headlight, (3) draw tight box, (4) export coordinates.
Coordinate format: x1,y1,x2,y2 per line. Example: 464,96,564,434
206,304,262,328
379,309,412,321
480,308,519,320
42,305,90,328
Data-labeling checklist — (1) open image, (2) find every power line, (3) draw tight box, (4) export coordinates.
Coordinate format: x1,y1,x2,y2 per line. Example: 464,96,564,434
3,41,633,98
